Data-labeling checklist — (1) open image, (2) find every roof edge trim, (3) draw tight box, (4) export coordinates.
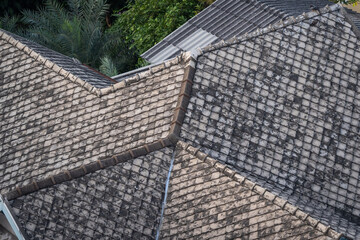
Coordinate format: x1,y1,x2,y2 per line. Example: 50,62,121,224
4,136,177,201
198,3,342,55
0,30,100,97
175,141,343,240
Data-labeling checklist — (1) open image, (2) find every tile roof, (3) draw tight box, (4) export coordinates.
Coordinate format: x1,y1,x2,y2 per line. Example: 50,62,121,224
10,148,172,240
180,5,360,239
160,141,341,239
4,31,116,88
0,29,188,195
141,0,360,64
0,3,358,240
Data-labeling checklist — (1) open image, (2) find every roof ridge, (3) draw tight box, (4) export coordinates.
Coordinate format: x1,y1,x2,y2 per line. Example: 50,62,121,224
340,7,360,39
0,29,192,98
4,136,177,201
176,141,343,240
2,51,197,201
193,3,341,56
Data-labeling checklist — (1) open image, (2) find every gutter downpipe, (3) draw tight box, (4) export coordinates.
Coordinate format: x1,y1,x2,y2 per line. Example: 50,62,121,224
155,147,176,240
0,195,27,240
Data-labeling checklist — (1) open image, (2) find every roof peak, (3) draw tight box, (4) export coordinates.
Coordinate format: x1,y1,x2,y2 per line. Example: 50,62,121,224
0,30,193,98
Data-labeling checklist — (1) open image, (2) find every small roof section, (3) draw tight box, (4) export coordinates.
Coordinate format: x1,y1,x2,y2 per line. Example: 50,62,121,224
10,148,172,239
4,31,116,88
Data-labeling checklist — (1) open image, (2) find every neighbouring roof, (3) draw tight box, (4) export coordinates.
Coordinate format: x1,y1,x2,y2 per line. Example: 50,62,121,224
141,0,360,64
0,3,359,240
4,31,116,88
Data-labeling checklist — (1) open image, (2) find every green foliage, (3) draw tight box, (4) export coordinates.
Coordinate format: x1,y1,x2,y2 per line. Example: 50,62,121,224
100,56,118,76
22,0,111,69
111,0,211,54
0,14,22,34
332,0,359,5
0,0,43,17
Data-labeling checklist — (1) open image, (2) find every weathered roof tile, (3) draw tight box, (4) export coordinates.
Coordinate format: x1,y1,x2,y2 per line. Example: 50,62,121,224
10,148,173,239
0,31,187,195
160,142,340,239
180,5,360,238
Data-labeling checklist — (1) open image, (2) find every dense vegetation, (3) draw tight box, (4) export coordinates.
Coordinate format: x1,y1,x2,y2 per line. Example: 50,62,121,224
0,0,213,76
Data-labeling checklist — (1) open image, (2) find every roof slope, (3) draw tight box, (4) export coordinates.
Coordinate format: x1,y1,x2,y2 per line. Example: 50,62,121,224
0,4,357,240
10,148,172,240
180,5,360,238
0,30,186,194
141,0,338,64
5,31,115,88
160,142,341,239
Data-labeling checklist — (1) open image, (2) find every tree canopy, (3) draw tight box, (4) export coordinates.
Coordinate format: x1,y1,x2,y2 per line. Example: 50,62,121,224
0,0,214,75
111,0,214,55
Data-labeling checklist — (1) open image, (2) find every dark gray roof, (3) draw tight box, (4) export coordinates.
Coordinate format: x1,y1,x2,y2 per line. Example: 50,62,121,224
141,0,360,64
10,148,172,240
180,5,360,239
257,0,332,15
345,8,360,30
5,31,116,88
1,4,359,240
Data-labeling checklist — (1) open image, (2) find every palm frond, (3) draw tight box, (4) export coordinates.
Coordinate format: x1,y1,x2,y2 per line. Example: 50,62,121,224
99,56,118,77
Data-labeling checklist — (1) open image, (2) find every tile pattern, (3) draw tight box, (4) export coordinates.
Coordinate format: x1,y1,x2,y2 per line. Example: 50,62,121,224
0,35,185,194
4,31,116,88
160,143,339,239
180,8,360,238
10,148,172,240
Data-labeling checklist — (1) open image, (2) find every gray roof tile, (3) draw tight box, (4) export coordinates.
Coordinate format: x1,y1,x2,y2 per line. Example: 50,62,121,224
180,5,360,239
0,31,187,194
10,148,173,240
160,142,340,239
0,3,359,240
